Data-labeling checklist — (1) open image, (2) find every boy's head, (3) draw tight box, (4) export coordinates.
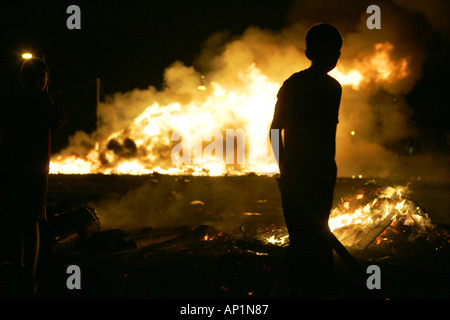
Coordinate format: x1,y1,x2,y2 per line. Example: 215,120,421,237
18,58,50,92
305,23,342,72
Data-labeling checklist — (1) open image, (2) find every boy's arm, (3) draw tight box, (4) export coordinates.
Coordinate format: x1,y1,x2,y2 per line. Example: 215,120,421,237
330,78,342,122
270,85,288,174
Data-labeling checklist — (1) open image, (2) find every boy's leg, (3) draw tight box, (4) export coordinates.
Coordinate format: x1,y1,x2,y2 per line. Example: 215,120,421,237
278,178,336,298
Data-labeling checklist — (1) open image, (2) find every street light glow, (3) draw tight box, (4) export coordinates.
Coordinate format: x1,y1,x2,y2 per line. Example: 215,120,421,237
22,53,33,59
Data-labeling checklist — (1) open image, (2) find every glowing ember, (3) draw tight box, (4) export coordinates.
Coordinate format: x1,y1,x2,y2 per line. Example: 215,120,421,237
202,234,214,241
265,234,290,246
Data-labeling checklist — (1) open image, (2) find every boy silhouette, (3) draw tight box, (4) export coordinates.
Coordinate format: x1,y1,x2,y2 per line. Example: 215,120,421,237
0,58,65,298
270,23,342,298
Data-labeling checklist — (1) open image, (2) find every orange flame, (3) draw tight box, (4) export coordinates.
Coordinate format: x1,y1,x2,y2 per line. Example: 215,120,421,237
50,42,410,176
261,185,434,247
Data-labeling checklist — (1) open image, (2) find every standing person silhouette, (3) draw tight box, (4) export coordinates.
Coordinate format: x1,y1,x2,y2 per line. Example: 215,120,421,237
0,58,65,299
270,23,342,298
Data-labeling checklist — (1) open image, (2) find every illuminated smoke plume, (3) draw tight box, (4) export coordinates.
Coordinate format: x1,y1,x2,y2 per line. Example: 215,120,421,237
51,1,441,179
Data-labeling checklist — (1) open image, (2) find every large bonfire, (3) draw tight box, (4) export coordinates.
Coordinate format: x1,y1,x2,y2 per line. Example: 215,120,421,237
48,21,434,246
49,26,416,178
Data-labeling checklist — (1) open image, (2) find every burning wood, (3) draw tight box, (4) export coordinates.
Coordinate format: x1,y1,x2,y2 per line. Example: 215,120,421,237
243,182,438,252
330,183,435,248
357,211,396,249
47,34,414,177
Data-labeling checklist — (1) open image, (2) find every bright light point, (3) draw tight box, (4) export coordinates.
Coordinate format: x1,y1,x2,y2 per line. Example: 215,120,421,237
22,53,33,59
197,85,206,91
350,130,356,136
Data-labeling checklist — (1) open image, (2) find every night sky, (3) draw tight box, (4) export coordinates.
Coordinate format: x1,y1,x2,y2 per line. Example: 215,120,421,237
1,0,449,152
1,0,291,93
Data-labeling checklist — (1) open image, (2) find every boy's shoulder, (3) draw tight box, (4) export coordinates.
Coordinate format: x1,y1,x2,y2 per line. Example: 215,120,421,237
279,70,307,93
283,70,307,84
325,73,342,91
283,69,341,94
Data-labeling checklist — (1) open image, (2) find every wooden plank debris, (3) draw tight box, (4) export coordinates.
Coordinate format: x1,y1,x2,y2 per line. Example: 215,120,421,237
357,211,397,249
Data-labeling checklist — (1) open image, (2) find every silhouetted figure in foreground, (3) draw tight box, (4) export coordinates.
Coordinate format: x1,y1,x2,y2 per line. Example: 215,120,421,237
271,23,342,298
0,58,65,298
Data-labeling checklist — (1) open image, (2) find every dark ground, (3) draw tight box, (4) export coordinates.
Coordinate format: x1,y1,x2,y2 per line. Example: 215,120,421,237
1,173,450,309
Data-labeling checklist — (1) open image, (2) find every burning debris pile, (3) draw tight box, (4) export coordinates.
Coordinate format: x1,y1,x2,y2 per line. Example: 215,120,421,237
242,182,449,255
47,5,426,178
329,183,436,248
